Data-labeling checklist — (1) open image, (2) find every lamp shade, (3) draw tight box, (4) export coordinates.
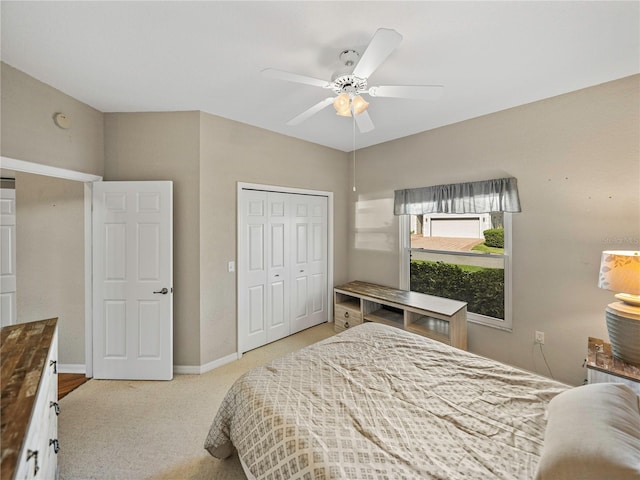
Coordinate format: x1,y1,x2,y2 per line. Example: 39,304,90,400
351,95,369,115
333,93,351,117
598,251,640,295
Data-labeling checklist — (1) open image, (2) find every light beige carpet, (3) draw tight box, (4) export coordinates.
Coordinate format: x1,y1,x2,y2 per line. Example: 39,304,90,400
58,323,336,480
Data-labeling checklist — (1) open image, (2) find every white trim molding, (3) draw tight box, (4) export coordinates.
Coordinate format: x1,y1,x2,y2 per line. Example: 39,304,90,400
173,352,240,375
1,156,103,378
0,156,102,183
58,364,87,375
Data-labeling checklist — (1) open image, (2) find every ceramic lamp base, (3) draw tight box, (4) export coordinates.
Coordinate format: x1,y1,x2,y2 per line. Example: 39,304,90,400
606,302,640,366
615,293,640,306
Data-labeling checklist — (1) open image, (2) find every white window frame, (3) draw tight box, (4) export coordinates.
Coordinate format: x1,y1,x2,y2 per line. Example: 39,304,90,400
399,213,513,331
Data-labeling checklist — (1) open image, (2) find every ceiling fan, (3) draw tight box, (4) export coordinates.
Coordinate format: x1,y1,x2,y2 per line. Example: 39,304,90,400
262,28,444,133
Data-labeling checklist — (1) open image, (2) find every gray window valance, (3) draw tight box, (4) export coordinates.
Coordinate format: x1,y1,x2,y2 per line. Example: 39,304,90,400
394,177,521,215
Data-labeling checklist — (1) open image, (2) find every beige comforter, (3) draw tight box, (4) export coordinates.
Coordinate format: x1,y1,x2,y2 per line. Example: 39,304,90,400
205,322,568,479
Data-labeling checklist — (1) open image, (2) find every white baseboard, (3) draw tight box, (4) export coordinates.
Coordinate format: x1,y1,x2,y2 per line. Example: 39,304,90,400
59,355,240,377
58,364,87,375
173,352,240,375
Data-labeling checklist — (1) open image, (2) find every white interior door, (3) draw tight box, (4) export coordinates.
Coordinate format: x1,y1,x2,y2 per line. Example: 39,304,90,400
92,181,173,380
0,188,17,327
290,194,327,333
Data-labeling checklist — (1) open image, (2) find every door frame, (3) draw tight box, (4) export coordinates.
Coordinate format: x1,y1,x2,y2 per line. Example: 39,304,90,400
1,156,101,376
236,182,334,357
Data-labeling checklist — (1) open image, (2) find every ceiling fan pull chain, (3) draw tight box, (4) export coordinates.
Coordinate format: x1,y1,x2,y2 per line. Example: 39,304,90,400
353,110,357,192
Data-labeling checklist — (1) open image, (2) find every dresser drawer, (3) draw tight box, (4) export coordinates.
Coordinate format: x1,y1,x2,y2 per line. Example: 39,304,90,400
8,322,59,480
334,303,362,332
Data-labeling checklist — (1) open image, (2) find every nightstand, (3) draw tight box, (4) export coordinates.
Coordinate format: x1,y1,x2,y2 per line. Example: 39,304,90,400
585,337,640,395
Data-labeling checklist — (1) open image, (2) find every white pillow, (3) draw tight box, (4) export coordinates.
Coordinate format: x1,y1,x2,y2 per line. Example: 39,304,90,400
535,383,640,480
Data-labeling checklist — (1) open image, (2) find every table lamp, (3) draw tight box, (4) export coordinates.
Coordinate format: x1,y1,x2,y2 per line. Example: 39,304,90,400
598,250,640,365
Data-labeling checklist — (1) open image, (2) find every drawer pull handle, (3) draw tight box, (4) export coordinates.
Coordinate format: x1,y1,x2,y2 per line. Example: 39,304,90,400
50,360,57,374
50,401,60,416
27,449,39,475
344,321,350,329
50,438,60,454
344,311,349,318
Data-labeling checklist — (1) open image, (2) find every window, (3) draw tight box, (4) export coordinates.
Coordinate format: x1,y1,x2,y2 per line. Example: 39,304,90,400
395,177,519,331
400,213,512,330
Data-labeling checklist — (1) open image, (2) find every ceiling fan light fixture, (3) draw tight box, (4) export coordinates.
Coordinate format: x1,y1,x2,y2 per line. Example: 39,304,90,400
333,93,352,117
266,28,443,133
352,95,369,115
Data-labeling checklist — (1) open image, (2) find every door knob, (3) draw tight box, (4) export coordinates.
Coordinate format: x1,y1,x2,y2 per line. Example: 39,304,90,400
153,288,169,295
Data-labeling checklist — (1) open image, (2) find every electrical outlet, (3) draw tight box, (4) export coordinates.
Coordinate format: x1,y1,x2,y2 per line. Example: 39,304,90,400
535,331,545,345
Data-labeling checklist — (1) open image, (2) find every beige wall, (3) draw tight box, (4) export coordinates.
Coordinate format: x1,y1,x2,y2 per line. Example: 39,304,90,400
104,112,201,366
199,112,349,365
15,173,85,364
1,63,104,176
349,75,640,386
1,63,104,367
102,111,349,367
4,61,638,382
2,62,349,370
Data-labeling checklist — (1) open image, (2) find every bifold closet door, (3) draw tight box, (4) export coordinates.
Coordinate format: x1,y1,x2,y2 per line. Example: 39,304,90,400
239,189,328,354
239,190,291,353
266,193,291,344
290,194,327,334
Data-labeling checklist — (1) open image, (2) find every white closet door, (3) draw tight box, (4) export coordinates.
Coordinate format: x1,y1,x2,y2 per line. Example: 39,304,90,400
239,188,328,353
290,194,327,334
239,190,269,352
265,192,290,344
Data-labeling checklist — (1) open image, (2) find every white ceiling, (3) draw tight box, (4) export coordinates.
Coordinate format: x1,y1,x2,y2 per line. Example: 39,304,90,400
1,1,638,152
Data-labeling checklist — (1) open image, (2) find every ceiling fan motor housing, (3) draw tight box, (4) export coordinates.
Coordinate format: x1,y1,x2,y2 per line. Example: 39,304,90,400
331,75,368,96
330,49,367,96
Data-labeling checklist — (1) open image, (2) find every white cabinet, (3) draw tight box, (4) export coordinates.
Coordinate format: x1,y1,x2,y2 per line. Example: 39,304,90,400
1,319,59,480
586,337,640,395
238,189,328,353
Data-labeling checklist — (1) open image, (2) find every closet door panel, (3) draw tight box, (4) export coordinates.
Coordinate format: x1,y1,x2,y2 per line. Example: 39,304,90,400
248,225,264,271
269,280,286,328
248,285,265,334
311,273,325,314
294,276,308,319
239,191,268,352
266,193,289,343
290,195,327,334
295,224,308,264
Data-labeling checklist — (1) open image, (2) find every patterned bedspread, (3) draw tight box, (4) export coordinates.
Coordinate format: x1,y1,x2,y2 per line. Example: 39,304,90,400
204,322,568,479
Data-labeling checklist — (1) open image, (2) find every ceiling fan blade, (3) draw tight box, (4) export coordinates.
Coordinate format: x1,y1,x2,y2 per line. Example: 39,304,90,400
262,68,330,88
287,97,335,126
352,28,403,79
355,110,375,133
368,85,444,101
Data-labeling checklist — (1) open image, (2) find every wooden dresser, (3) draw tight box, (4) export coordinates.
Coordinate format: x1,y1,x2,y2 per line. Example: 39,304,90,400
334,281,468,350
1,318,59,480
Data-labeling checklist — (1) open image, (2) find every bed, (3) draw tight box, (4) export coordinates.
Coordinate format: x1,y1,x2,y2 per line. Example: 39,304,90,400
204,322,640,480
